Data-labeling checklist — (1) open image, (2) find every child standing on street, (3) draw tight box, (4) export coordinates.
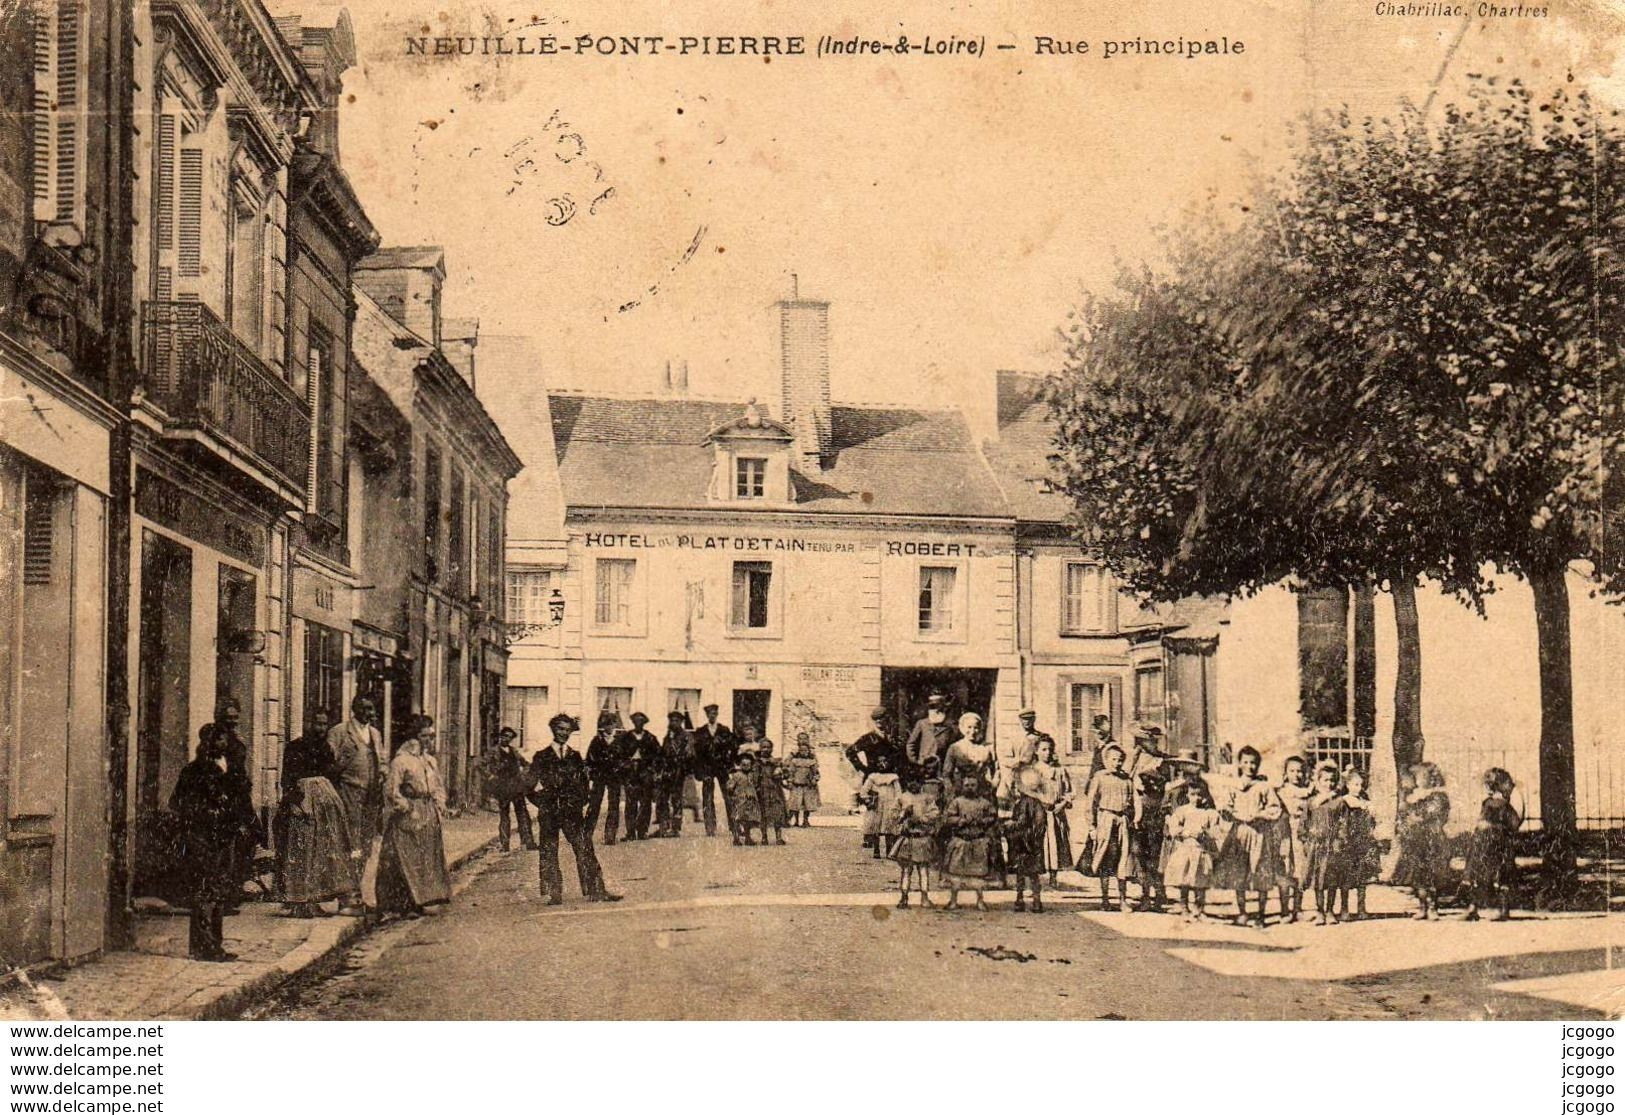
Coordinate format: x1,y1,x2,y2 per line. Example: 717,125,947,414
1301,762,1346,925
1162,777,1221,921
1005,768,1051,912
1080,744,1137,911
1276,755,1314,924
755,737,790,846
727,753,762,846
1393,763,1451,919
783,733,822,828
1464,767,1521,922
941,773,997,911
861,753,903,859
892,771,942,908
1334,767,1380,921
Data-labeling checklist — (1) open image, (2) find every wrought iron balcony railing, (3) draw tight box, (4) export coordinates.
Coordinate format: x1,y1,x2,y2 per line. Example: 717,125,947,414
140,300,310,494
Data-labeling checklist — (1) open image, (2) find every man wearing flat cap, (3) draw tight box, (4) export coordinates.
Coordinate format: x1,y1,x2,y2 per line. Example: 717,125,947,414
584,710,628,845
527,713,620,905
905,692,960,772
622,711,661,840
691,702,737,837
846,707,904,780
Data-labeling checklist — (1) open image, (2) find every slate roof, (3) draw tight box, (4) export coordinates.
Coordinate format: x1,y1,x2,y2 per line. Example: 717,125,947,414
983,370,1072,524
548,394,1009,519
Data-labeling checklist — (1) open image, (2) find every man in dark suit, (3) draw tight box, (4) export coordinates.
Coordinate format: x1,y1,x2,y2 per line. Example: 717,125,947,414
584,711,627,844
658,710,693,838
527,713,621,905
691,703,737,837
846,707,904,779
485,727,536,852
622,712,661,840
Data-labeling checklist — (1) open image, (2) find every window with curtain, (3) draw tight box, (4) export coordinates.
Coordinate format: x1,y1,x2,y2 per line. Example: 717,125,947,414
594,558,636,629
917,566,957,634
729,561,773,630
596,687,634,729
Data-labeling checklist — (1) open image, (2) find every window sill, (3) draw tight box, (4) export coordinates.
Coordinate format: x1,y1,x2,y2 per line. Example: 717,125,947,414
726,627,784,641
589,626,647,638
1060,628,1115,638
914,629,968,645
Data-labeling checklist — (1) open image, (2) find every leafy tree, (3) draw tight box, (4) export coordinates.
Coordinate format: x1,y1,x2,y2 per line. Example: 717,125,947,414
1051,77,1623,892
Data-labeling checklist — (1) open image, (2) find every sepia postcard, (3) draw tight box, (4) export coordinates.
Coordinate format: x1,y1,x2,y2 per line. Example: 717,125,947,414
0,0,1620,1023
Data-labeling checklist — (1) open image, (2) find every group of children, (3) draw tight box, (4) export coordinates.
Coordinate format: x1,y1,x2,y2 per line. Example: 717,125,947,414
850,731,1528,925
723,732,822,846
1080,745,1526,926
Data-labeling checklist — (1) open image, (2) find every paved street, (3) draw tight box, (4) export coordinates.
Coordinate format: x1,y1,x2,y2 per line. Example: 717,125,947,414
252,823,1617,1020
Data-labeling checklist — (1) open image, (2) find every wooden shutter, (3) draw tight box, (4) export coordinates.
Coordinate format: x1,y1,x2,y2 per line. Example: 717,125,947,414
22,484,53,587
52,0,77,224
178,149,202,278
31,6,51,213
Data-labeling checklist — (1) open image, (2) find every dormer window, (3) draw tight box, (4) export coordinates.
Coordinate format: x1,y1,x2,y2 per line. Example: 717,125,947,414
735,457,767,499
705,400,795,505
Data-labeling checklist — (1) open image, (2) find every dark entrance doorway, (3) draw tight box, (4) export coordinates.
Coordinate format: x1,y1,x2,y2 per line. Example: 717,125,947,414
215,565,257,746
879,667,999,744
732,689,771,739
135,530,193,897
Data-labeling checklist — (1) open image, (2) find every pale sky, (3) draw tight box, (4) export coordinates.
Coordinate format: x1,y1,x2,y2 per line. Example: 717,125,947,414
312,0,1622,428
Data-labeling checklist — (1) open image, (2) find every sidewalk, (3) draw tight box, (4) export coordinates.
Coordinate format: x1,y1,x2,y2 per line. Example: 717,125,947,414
0,815,497,1022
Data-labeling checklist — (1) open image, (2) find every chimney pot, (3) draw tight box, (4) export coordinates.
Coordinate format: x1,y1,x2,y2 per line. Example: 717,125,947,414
778,280,831,471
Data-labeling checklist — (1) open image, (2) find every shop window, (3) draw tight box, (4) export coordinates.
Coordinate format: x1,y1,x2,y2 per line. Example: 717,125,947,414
304,621,345,730
1063,562,1109,634
917,565,957,634
1068,682,1107,754
735,456,766,499
1134,665,1165,724
729,561,773,631
594,558,636,630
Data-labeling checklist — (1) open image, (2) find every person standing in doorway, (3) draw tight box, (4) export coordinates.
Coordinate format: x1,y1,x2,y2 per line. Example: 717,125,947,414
692,703,737,837
486,727,536,853
329,696,388,916
527,713,621,906
584,711,627,845
905,692,960,774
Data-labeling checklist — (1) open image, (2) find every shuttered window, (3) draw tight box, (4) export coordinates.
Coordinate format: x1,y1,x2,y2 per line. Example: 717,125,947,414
22,482,54,587
178,149,203,278
32,0,86,238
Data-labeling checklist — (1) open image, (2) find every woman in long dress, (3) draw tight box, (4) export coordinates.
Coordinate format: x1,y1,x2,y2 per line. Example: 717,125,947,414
277,712,356,916
376,715,452,918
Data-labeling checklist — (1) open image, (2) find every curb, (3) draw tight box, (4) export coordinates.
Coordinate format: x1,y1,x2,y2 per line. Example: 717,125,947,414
182,835,499,1021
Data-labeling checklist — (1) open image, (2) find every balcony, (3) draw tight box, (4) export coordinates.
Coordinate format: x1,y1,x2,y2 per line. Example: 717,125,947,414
140,301,310,498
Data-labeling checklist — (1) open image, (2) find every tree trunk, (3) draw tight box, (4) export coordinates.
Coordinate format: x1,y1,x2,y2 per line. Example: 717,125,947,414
1390,577,1424,773
1529,562,1579,901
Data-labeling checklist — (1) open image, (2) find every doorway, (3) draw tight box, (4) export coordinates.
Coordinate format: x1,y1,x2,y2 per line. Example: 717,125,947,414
215,565,257,744
135,530,192,897
879,667,999,743
732,689,772,740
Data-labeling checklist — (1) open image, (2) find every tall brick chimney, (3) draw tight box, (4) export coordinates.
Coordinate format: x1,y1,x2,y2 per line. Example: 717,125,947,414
778,275,831,471
354,246,445,347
